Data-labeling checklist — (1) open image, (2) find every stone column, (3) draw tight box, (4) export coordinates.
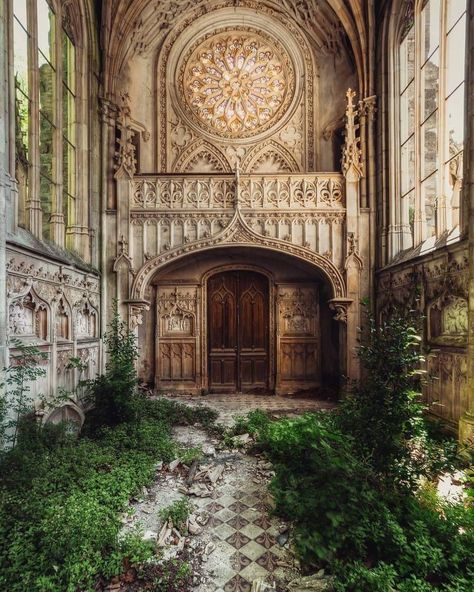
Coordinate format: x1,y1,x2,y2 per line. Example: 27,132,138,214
341,89,364,382
112,93,136,319
0,0,10,371
459,1,474,442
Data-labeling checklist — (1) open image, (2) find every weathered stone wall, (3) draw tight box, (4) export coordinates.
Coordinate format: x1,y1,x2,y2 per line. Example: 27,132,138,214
0,0,102,424
376,245,469,430
375,0,474,437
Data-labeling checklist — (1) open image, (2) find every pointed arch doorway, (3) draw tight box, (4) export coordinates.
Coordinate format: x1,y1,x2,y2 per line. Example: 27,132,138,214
208,270,269,393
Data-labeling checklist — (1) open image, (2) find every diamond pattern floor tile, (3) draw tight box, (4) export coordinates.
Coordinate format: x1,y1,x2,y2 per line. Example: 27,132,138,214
239,540,267,561
223,574,251,592
215,523,238,541
161,394,323,590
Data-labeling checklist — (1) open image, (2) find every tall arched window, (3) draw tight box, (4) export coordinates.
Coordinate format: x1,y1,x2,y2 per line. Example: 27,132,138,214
398,0,467,250
12,0,79,245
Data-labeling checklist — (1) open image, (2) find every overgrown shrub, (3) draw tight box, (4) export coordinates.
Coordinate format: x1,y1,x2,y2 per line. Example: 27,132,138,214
0,417,176,592
141,397,219,430
257,309,473,591
231,409,271,437
84,301,140,432
338,309,429,488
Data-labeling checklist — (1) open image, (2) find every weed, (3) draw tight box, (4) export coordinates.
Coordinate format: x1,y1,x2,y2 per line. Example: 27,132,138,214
159,498,193,532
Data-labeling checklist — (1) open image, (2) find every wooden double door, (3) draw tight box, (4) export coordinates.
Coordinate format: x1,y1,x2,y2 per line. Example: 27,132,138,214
208,271,269,392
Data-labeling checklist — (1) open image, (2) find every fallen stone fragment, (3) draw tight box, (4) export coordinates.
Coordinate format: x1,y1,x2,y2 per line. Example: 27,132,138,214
288,572,335,592
202,443,216,456
208,465,225,483
203,541,215,556
277,530,289,546
157,520,173,547
168,459,181,471
233,433,251,444
142,530,157,541
251,578,276,592
188,482,213,497
186,459,199,485
187,515,203,535
155,461,163,471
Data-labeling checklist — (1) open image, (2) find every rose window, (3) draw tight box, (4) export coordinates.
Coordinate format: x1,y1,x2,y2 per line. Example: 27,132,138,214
181,32,293,138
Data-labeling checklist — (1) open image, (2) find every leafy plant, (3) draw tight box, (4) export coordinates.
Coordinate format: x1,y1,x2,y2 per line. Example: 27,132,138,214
232,409,271,437
159,498,193,532
0,339,47,449
84,301,140,432
179,446,203,464
255,309,473,591
136,559,192,592
338,308,428,489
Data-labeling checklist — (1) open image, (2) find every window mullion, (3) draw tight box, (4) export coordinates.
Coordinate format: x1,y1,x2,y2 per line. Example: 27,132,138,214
51,2,65,247
414,4,423,245
26,0,42,238
437,0,448,235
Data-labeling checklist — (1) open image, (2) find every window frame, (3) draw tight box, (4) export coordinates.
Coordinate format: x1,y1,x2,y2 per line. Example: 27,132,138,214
395,0,467,252
10,0,80,246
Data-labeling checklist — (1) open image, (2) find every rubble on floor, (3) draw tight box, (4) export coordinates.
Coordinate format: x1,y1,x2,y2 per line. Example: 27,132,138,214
117,424,302,591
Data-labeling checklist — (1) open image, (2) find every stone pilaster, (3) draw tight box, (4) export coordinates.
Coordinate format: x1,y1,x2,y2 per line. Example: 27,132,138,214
459,0,474,442
342,89,363,381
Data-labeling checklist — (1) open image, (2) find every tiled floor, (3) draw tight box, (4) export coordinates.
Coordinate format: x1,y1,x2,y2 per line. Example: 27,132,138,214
130,394,335,591
190,452,295,592
164,392,336,426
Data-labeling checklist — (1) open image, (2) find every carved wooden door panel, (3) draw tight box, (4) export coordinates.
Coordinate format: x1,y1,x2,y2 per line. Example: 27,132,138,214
277,284,320,392
208,273,238,392
208,271,269,393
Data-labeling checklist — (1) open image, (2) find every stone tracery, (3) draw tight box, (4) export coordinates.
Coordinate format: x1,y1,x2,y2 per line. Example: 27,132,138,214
181,31,294,138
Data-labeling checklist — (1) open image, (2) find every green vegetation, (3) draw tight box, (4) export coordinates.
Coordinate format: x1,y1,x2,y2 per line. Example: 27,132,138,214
0,339,47,449
0,304,217,592
159,498,193,532
249,309,474,591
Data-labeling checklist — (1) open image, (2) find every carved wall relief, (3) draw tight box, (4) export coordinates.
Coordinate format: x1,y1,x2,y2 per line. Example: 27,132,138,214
44,403,85,434
160,5,315,171
425,352,467,427
6,249,101,405
277,284,320,389
75,302,98,339
8,292,48,340
429,296,468,347
376,247,469,427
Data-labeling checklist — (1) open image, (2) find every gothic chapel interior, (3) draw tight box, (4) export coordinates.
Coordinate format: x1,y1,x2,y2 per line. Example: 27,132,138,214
1,0,474,439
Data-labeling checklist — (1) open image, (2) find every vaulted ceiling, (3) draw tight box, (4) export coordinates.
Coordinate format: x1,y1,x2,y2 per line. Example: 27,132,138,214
99,0,375,98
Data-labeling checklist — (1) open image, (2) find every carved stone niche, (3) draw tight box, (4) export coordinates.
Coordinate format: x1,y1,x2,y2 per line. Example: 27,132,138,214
429,295,468,347
56,298,71,341
8,292,48,340
43,403,85,435
75,301,97,339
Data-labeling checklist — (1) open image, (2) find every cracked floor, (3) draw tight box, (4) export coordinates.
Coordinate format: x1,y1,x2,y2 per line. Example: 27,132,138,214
121,395,335,591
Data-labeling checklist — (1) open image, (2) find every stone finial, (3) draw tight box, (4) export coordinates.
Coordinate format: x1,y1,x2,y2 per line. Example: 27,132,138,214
342,88,363,180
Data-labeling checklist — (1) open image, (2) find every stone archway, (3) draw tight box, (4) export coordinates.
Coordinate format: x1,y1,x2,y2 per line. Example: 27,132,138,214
133,247,346,394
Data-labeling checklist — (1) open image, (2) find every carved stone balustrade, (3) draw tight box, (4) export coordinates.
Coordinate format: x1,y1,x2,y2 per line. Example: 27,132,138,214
129,173,347,269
